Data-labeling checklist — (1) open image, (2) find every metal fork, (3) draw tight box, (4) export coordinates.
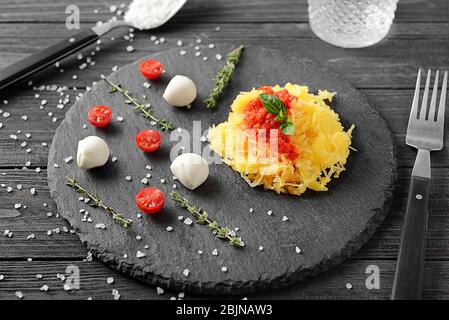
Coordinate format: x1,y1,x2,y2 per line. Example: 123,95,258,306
392,69,448,300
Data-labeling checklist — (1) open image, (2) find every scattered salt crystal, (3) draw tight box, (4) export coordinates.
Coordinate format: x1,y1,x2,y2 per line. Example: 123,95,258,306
116,116,124,122
346,283,353,290
221,266,228,272
126,45,134,52
15,291,24,299
197,250,203,255
212,249,218,256
177,40,183,46
160,179,166,184
215,54,223,61
249,207,254,213
183,269,190,277
166,226,173,232
40,285,49,292
107,277,114,284
258,246,264,251
141,178,148,185
136,250,146,258
183,218,193,226
156,287,164,295
112,289,120,300
282,216,289,222
295,246,302,254
180,50,186,56
266,210,273,216
125,176,132,181
64,156,73,163
30,188,36,195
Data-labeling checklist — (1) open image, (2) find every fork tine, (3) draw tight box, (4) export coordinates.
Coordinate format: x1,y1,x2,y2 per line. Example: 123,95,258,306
419,69,431,120
437,70,448,124
428,70,439,121
409,68,421,121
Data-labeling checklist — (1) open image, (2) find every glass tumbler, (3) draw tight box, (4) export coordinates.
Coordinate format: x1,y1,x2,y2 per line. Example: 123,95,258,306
308,0,399,48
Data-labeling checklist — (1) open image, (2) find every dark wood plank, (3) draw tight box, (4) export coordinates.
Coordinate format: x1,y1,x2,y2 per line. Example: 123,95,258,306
0,23,447,89
0,259,448,300
2,89,449,168
0,0,446,23
1,167,449,260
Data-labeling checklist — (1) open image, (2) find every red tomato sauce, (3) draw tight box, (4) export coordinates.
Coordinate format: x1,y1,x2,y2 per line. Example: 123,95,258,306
242,86,299,161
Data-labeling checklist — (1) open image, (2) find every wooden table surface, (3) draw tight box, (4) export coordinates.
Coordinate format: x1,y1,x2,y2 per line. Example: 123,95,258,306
0,0,448,300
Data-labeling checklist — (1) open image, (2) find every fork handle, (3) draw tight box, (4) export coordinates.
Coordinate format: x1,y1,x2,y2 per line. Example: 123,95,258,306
392,175,430,300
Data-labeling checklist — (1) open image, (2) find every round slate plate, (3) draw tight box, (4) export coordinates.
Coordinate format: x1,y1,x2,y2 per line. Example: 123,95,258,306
48,45,396,295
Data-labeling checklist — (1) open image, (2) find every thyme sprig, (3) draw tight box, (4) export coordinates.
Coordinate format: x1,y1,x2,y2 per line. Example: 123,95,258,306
105,78,174,131
204,45,245,109
65,176,133,228
170,191,244,247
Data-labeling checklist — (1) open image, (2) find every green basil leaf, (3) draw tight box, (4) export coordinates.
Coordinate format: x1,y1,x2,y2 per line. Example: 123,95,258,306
280,119,295,136
259,93,285,115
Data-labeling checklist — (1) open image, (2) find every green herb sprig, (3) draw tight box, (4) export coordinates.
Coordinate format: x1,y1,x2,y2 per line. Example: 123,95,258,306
65,176,133,228
105,78,174,131
170,191,244,247
205,45,245,109
259,93,295,135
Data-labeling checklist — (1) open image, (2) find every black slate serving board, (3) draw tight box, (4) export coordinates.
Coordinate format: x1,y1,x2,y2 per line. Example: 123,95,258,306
47,45,396,295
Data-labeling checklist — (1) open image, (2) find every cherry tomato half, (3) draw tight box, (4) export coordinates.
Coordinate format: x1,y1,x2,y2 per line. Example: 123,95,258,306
88,105,112,127
135,130,162,153
135,187,165,215
139,59,164,80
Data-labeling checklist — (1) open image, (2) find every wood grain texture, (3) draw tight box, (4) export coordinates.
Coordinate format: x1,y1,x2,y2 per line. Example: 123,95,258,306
1,259,449,300
0,0,446,23
3,89,449,168
0,23,447,89
0,0,447,300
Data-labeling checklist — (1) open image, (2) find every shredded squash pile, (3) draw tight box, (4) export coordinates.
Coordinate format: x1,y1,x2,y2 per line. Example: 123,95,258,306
209,83,355,196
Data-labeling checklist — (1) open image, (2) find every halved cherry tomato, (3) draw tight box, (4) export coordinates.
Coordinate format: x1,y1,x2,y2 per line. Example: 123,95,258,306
139,59,164,80
88,105,112,127
135,187,165,214
135,130,162,153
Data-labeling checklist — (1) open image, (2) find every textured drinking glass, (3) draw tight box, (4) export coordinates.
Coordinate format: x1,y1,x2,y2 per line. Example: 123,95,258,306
308,0,398,48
